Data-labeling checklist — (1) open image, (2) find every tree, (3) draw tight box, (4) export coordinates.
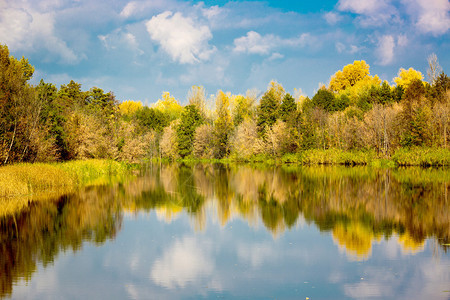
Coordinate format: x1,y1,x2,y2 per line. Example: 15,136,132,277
37,80,68,160
231,94,254,126
431,72,450,102
187,85,207,118
394,68,424,90
329,60,370,92
257,82,285,135
176,105,203,158
118,100,142,118
279,93,296,122
400,79,432,147
427,53,442,85
193,124,214,159
230,119,263,160
160,120,179,160
134,107,168,132
214,90,232,158
154,92,183,121
311,89,336,112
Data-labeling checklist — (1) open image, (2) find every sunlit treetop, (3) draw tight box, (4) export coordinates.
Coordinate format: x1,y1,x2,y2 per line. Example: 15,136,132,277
118,100,142,117
329,60,371,92
265,80,285,104
153,91,183,120
393,68,424,89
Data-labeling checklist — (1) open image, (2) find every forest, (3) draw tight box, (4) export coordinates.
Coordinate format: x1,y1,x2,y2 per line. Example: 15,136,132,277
0,44,449,165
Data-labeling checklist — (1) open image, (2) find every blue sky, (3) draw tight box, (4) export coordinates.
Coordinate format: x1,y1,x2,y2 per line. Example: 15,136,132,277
1,0,449,104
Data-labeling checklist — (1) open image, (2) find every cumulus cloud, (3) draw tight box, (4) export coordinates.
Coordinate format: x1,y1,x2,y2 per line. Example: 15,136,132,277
375,33,410,65
146,11,216,64
120,0,173,19
233,31,313,55
402,0,450,35
376,35,395,65
324,12,343,25
0,2,79,64
337,0,398,26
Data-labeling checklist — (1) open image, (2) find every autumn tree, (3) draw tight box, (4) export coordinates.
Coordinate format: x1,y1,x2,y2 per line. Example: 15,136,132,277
193,124,214,159
160,120,179,160
188,85,207,119
394,68,424,90
329,60,370,92
214,90,232,158
154,92,183,121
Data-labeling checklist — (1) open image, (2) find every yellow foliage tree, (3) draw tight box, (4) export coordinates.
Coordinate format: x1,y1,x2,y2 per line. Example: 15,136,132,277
393,67,424,89
329,60,371,92
118,100,142,117
153,92,183,120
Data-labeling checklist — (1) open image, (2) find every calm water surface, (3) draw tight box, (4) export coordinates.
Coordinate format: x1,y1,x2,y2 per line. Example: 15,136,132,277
1,164,449,299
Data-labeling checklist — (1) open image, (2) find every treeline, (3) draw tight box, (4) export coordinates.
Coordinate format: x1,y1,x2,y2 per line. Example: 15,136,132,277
0,44,449,165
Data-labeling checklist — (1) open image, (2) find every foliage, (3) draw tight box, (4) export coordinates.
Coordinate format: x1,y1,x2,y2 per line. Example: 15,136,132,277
176,105,203,158
394,67,424,89
214,90,233,158
329,60,370,92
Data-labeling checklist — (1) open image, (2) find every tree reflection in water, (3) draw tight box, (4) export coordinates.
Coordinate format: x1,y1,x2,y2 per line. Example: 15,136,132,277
0,163,448,297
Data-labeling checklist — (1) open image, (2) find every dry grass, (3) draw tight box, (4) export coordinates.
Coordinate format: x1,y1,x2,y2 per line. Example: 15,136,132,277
0,159,130,217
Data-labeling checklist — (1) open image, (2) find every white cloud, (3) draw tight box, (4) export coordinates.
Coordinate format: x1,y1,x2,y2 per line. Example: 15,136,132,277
120,0,173,19
0,2,79,64
376,35,395,65
146,11,216,64
120,1,138,18
233,31,275,55
337,0,398,26
335,42,346,53
375,34,410,65
403,0,450,35
150,237,219,290
233,31,314,55
335,42,360,54
98,29,144,55
324,12,343,25
268,52,284,61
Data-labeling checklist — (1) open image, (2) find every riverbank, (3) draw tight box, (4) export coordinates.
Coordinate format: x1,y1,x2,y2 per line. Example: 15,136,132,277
0,159,132,198
163,147,450,167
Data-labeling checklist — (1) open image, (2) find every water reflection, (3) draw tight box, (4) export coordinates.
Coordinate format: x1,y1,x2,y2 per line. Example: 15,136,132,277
0,163,449,298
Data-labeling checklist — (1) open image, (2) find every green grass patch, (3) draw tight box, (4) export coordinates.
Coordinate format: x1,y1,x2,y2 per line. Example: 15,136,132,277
392,147,450,166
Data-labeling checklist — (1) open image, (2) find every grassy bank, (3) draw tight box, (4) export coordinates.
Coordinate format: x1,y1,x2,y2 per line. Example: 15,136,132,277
0,159,131,198
166,147,450,167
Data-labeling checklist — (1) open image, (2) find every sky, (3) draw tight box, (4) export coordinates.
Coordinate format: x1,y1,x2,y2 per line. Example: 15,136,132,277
1,0,449,104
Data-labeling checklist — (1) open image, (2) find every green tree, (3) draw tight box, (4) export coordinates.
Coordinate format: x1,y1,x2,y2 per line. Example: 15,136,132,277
279,93,296,122
134,107,168,132
257,82,284,135
311,89,336,112
176,105,203,158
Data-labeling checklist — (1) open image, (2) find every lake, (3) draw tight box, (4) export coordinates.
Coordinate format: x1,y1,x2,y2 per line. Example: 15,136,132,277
1,163,449,299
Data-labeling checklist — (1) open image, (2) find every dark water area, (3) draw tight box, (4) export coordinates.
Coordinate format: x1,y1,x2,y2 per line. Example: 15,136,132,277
1,164,449,299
